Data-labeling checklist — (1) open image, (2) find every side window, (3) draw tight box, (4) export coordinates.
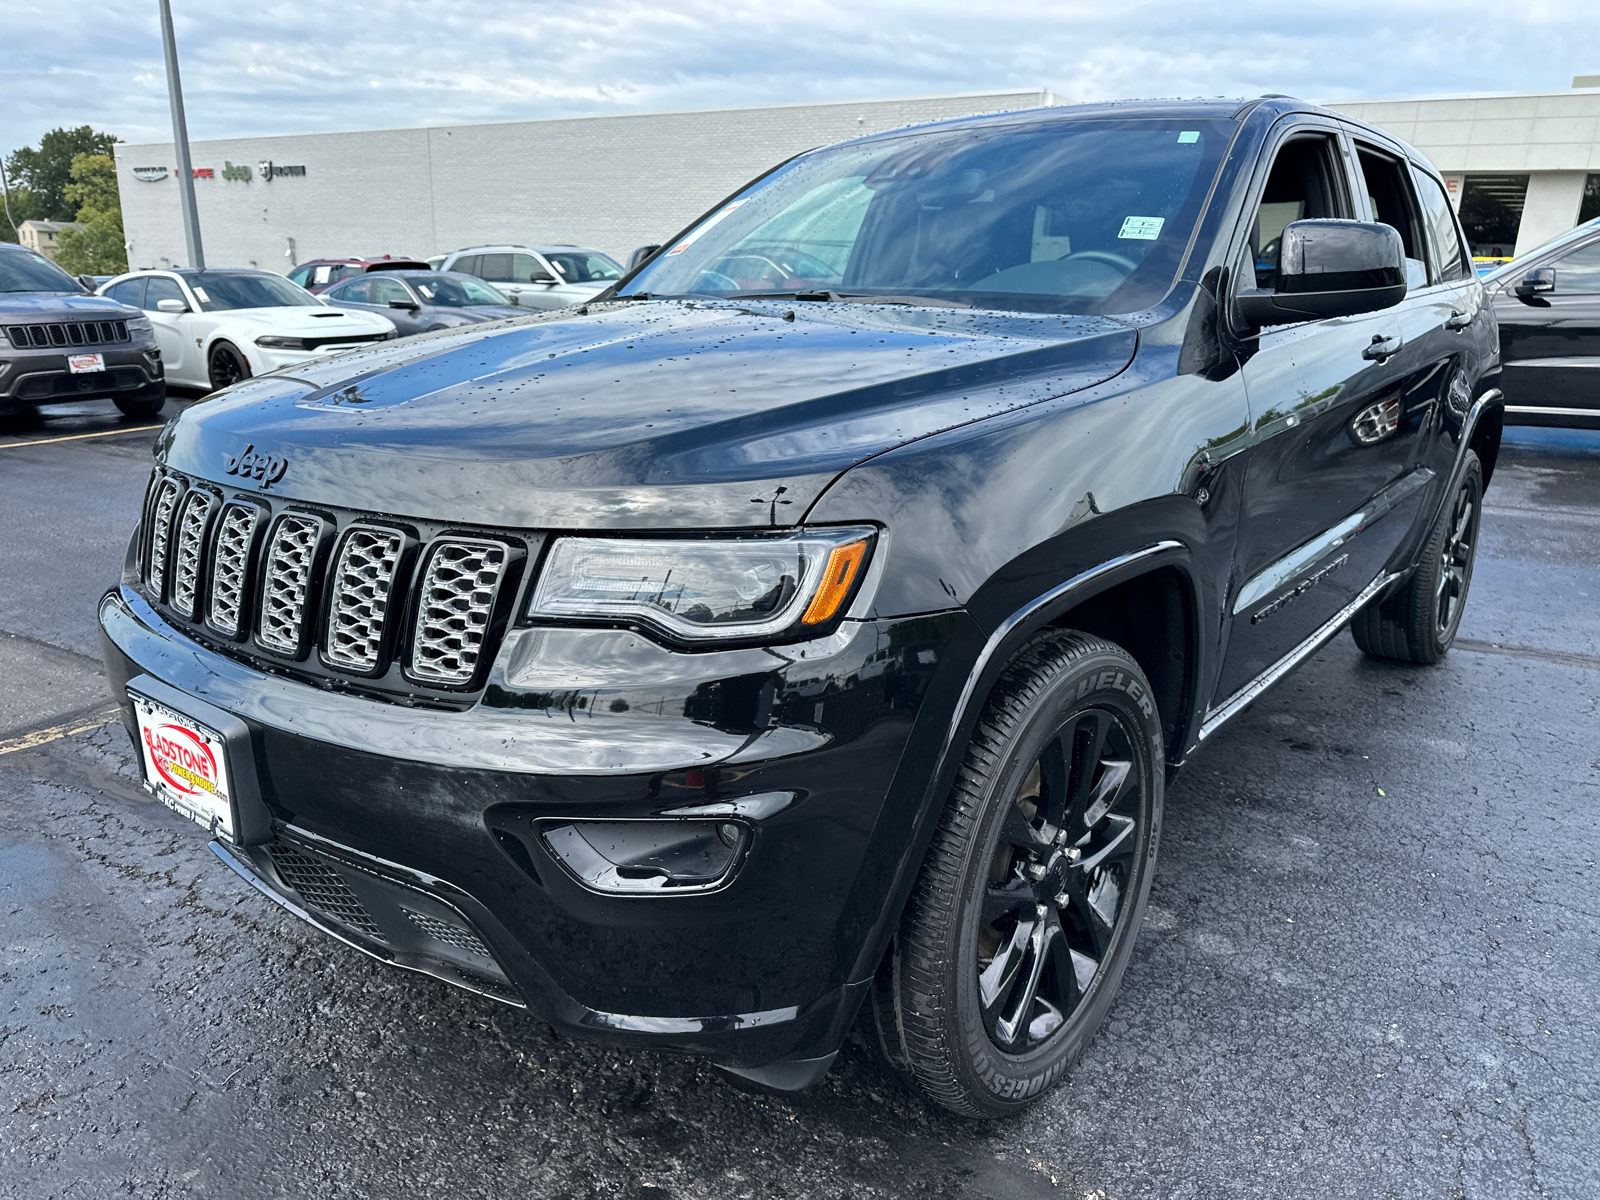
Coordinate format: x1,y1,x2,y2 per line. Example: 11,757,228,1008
105,277,145,307
451,255,480,278
286,265,312,288
477,253,514,282
340,278,374,303
1355,145,1428,290
368,276,410,304
511,253,546,282
1546,239,1600,295
143,276,186,312
1411,168,1469,283
1247,134,1349,291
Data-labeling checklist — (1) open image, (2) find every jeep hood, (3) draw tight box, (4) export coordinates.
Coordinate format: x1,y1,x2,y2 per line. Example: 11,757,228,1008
159,298,1135,529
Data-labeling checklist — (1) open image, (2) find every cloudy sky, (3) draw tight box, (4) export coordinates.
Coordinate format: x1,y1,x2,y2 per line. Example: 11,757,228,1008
2,0,1596,153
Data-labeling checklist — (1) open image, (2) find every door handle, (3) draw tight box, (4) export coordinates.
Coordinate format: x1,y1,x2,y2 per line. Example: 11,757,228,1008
1362,334,1403,362
1444,309,1471,331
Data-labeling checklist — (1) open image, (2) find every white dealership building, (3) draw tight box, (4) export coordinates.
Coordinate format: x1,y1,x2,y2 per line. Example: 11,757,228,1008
114,80,1600,273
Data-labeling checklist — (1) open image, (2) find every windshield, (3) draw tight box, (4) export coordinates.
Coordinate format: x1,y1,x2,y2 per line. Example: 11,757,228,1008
411,275,511,306
626,118,1233,315
189,271,320,311
0,250,85,294
544,252,623,283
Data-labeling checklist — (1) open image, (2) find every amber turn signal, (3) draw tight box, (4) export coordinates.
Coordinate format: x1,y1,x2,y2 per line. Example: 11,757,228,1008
800,538,870,626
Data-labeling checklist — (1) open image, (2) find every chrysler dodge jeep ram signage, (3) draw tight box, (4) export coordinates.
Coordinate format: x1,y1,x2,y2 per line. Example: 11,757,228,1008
132,166,168,182
258,161,307,182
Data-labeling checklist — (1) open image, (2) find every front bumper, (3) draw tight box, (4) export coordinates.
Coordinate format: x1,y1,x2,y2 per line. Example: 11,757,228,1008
249,339,390,375
99,583,965,1067
0,341,162,411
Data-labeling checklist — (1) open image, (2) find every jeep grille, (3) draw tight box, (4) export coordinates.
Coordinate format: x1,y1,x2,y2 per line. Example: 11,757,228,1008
206,502,261,638
410,540,508,685
257,515,322,654
170,490,217,620
3,320,130,349
323,527,404,672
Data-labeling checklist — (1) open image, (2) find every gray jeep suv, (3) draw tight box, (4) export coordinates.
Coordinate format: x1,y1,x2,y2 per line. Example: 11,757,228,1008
0,243,165,419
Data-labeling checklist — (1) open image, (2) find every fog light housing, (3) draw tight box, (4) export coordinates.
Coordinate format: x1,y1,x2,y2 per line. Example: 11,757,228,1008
542,820,746,895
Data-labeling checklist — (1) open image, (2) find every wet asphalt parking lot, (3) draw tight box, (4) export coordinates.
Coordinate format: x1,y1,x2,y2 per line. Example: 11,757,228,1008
1,397,1597,1200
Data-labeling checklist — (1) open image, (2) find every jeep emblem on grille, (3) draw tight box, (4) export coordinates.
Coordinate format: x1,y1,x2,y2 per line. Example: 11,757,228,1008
223,444,288,486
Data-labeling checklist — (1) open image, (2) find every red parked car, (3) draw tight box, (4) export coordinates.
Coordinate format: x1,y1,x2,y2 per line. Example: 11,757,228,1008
286,256,433,293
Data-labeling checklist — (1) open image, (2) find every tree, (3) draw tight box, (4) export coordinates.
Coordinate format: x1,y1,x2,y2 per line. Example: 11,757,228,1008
5,126,119,221
55,154,127,275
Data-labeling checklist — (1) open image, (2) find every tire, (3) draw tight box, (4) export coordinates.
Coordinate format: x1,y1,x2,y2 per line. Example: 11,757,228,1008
207,341,252,392
879,630,1164,1117
1351,451,1482,664
113,389,167,419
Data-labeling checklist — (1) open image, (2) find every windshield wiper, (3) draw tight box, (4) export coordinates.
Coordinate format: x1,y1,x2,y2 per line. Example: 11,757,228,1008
723,289,970,309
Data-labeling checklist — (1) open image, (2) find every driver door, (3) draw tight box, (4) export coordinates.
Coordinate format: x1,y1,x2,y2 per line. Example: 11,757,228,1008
141,275,195,384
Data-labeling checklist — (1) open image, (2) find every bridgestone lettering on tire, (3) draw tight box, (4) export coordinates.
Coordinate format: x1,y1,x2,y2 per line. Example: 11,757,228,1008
878,629,1164,1117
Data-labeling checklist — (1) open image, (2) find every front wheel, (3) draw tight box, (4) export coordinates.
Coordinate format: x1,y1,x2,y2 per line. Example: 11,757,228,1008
878,630,1163,1117
207,341,252,392
114,389,166,419
1351,451,1482,664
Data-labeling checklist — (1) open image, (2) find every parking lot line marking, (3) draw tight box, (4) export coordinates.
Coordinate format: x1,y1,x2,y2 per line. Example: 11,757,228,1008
0,426,163,451
0,709,120,757
1455,638,1600,672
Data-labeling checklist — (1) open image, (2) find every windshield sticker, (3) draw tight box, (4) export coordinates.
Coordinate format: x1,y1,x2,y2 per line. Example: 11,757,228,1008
1117,216,1165,241
192,286,211,302
666,200,747,256
1178,131,1200,144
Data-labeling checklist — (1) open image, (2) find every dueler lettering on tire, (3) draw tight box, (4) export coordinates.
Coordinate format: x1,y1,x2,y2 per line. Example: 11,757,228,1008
878,630,1164,1117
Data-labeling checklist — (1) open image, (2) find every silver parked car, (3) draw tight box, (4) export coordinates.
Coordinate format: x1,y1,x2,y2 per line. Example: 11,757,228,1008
320,271,523,335
438,244,624,309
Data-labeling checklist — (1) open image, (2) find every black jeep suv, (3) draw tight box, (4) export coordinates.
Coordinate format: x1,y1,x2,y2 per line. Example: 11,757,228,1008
0,243,164,419
99,97,1502,1117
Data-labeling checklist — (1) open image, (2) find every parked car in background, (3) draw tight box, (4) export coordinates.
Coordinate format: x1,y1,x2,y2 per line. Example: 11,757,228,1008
321,271,524,336
1484,217,1600,428
0,242,165,419
625,245,662,271
98,97,1502,1119
439,244,624,308
287,257,433,294
97,269,395,391
425,255,447,271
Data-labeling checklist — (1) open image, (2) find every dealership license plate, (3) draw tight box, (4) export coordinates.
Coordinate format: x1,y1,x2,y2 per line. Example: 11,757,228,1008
67,353,105,374
130,692,236,840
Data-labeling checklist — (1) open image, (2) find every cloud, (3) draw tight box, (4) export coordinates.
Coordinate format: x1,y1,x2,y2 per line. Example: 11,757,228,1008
0,0,1592,152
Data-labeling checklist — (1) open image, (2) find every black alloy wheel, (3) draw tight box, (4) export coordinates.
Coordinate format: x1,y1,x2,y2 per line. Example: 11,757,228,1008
207,341,252,392
876,630,1162,1117
1352,450,1483,664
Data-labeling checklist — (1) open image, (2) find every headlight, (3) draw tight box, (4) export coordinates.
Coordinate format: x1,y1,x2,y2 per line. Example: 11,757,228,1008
125,315,152,335
529,527,875,643
255,335,310,350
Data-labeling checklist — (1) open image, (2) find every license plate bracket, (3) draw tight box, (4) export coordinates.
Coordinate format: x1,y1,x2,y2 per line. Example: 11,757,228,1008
68,353,105,374
125,675,272,845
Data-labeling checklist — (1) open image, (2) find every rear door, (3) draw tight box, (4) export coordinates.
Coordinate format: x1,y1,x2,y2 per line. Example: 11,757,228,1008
364,275,423,335
1493,233,1600,427
1214,122,1442,702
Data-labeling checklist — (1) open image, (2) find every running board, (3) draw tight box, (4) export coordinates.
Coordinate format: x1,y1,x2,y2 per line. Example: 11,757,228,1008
1197,570,1402,742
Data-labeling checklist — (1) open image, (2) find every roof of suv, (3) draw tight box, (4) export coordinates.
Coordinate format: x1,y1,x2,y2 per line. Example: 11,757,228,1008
445,244,602,256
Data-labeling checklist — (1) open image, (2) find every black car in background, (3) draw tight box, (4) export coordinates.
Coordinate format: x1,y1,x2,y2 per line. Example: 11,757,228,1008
321,270,524,335
0,243,165,419
99,96,1502,1118
1486,217,1600,429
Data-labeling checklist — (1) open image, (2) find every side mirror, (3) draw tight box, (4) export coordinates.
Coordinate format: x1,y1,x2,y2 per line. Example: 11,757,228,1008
155,298,188,314
1237,219,1407,326
388,299,420,310
1514,266,1555,297
77,274,98,291
626,244,663,271
530,273,557,285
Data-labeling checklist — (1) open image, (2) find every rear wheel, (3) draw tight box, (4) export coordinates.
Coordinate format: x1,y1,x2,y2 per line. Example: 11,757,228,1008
207,341,252,392
114,390,167,419
1352,452,1482,664
877,630,1163,1117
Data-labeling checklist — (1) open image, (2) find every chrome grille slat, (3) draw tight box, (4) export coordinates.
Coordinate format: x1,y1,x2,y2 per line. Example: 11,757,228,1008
206,502,261,637
324,527,404,671
145,478,184,599
257,515,322,654
410,540,508,685
171,491,218,619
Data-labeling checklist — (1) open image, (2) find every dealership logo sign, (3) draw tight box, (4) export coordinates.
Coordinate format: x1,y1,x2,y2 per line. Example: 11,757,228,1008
257,161,307,182
132,166,168,182
221,161,252,182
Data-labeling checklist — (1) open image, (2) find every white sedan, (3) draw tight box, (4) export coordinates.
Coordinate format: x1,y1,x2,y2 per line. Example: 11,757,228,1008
97,268,396,391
